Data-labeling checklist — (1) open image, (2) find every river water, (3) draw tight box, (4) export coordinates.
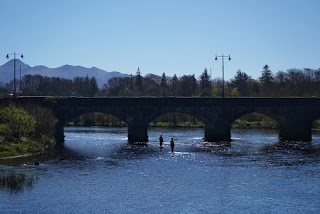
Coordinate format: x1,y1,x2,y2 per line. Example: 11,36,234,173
1,127,320,213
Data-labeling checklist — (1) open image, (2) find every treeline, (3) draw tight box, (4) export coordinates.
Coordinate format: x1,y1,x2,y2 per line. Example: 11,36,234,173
1,65,320,97
2,75,98,97
100,66,320,97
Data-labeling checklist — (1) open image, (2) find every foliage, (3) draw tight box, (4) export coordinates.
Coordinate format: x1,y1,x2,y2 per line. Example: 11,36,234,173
135,67,143,91
12,74,98,97
160,72,168,96
0,105,36,139
232,113,278,129
0,86,9,98
313,119,320,128
4,65,320,98
23,104,57,138
259,65,274,96
67,112,127,127
231,88,240,97
0,104,57,158
231,70,252,96
0,173,37,193
178,74,198,96
99,67,320,98
170,74,179,96
199,68,211,96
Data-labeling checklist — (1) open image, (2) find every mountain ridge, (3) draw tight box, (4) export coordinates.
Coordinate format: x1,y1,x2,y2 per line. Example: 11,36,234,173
0,60,128,87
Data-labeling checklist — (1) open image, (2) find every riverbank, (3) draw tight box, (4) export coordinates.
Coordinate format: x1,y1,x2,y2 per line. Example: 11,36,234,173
0,153,35,160
0,137,55,159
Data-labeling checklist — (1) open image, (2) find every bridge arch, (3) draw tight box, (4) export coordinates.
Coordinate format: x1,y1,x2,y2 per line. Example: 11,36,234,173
66,112,127,127
150,112,204,128
231,112,279,129
146,107,209,125
146,108,230,142
53,107,131,142
57,108,128,124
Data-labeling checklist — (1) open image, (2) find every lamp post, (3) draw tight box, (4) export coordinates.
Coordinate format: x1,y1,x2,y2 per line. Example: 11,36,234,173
215,54,231,98
6,52,24,99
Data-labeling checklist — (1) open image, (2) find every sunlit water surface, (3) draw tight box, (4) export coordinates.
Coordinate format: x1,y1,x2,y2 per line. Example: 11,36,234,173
1,127,320,213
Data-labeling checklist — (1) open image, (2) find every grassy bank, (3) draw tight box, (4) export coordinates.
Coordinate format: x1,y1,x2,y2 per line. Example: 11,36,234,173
0,104,57,159
0,136,55,158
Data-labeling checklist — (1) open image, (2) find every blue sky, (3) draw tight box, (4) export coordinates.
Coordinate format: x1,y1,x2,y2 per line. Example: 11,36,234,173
1,0,319,80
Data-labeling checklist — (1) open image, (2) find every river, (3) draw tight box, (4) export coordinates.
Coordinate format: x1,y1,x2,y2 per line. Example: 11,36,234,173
1,127,320,213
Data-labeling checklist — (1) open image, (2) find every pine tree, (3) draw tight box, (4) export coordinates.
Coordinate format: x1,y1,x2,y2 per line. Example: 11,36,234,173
199,68,211,96
160,72,168,96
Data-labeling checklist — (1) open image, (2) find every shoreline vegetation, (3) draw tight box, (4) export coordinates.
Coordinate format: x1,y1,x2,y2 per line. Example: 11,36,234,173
0,104,57,159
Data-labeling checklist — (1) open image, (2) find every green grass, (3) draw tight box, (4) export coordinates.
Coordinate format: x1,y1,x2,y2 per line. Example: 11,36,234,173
0,136,55,158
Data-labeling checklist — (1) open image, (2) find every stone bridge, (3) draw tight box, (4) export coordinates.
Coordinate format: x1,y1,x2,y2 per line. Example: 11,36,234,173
6,97,320,143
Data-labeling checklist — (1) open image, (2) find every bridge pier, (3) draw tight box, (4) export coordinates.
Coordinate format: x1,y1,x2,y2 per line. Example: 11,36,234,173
128,123,148,143
204,123,231,142
278,112,313,142
279,125,312,142
55,119,65,143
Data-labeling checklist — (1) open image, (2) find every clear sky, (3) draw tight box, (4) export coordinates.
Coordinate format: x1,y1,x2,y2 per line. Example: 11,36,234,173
1,0,319,81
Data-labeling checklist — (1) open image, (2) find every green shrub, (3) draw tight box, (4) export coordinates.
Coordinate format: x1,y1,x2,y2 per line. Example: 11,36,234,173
0,105,36,139
24,105,57,138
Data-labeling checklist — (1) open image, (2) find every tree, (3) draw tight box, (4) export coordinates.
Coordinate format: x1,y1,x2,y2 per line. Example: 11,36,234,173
231,88,240,97
106,77,125,96
24,104,57,138
249,80,261,97
170,74,179,96
231,70,252,96
211,78,222,97
160,72,168,96
135,67,143,91
0,105,36,139
199,68,211,96
259,65,274,96
0,86,9,98
259,65,274,85
178,74,198,97
89,77,99,97
275,71,286,86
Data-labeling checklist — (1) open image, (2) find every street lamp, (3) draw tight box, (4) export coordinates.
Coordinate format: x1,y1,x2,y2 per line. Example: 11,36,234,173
215,54,231,98
6,52,24,98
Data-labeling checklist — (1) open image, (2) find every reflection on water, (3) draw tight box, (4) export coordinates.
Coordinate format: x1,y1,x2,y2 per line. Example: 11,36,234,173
0,173,38,193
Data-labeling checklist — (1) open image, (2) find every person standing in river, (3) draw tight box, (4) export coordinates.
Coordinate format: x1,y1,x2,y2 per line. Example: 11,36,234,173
159,135,164,148
170,138,175,153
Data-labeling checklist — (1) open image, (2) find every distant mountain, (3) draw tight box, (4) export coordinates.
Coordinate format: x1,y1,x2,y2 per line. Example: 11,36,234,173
0,60,129,88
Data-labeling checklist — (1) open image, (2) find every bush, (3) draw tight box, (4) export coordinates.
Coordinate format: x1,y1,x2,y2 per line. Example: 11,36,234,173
24,105,57,138
0,105,36,139
0,124,12,139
